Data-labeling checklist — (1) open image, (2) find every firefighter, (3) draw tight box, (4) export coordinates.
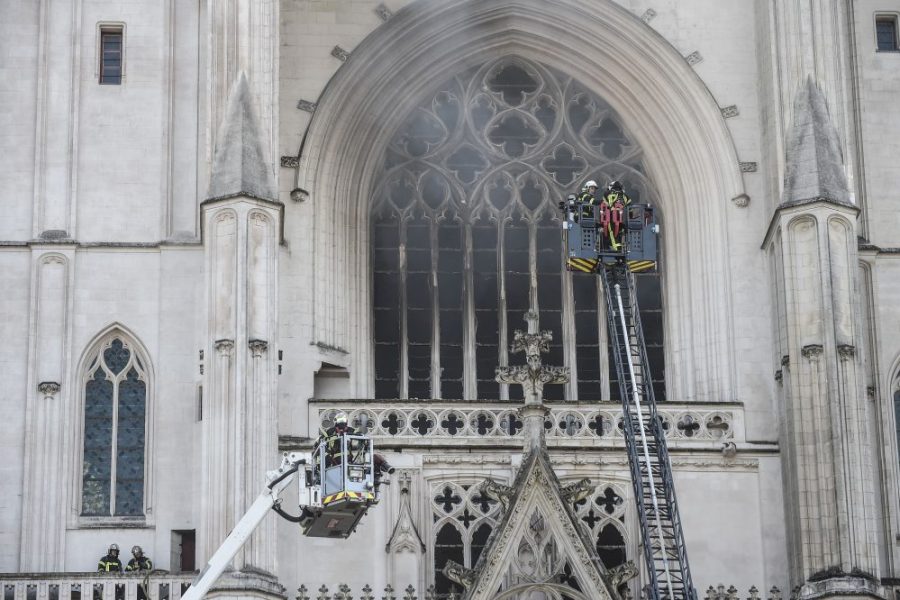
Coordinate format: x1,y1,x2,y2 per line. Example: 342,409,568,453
601,180,631,252
322,412,355,467
97,544,123,572
125,545,153,572
578,180,600,219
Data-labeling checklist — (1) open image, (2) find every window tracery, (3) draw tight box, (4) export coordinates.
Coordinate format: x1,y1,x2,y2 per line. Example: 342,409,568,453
80,336,148,517
431,481,503,597
428,478,631,597
372,56,664,401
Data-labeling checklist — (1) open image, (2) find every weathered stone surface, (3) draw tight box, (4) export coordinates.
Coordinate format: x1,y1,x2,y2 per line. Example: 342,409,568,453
782,77,851,206
207,73,278,202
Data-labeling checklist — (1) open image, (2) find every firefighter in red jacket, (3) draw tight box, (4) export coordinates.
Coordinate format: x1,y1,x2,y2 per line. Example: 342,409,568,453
601,181,631,252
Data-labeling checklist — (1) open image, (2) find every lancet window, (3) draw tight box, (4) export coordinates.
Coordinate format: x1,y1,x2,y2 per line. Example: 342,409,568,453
371,56,665,401
431,482,503,597
80,336,148,517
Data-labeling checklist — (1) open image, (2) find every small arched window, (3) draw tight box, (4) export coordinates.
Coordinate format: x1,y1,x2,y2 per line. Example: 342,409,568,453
80,336,148,517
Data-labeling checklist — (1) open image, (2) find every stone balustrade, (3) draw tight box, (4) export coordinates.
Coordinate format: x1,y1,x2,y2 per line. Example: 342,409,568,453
304,400,743,450
292,583,787,600
0,573,195,600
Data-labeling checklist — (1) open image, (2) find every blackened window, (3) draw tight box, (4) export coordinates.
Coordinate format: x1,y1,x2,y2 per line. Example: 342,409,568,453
877,16,899,51
372,56,664,400
99,29,123,84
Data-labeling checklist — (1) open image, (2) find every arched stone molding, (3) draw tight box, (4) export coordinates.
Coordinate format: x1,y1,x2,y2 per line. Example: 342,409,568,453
67,322,156,526
291,0,745,401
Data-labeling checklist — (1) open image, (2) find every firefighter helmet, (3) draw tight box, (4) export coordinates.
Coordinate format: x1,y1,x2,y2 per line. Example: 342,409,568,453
131,545,143,556
334,412,348,426
583,180,598,191
109,543,119,553
607,180,623,192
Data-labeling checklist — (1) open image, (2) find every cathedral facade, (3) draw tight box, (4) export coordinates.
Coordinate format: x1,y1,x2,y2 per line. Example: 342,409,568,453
2,0,900,599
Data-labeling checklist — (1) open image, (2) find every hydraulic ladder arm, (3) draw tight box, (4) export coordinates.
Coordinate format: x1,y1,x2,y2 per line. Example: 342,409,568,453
600,266,696,600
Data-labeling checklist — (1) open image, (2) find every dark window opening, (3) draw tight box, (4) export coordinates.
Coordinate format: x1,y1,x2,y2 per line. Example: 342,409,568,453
877,16,899,51
99,29,123,84
434,524,465,598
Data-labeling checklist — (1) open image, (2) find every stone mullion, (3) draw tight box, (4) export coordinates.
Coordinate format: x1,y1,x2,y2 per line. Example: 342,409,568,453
108,372,120,516
399,220,409,400
528,220,538,314
497,221,509,401
430,218,441,399
463,222,477,399
597,276,610,403
560,266,577,402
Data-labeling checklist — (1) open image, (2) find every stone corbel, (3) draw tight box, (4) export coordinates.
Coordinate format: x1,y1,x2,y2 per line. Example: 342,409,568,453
37,381,60,399
215,339,235,356
837,344,856,360
801,344,823,360
248,339,268,357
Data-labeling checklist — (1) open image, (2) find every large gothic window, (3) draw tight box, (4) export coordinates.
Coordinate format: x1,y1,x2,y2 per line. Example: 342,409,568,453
372,57,664,400
80,336,148,517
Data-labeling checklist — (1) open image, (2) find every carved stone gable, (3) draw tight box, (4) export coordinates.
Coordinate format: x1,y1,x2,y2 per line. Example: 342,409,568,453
460,451,616,600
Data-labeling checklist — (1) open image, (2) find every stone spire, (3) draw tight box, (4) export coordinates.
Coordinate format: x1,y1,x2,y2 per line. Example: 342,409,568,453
207,72,278,203
495,311,569,451
781,77,851,207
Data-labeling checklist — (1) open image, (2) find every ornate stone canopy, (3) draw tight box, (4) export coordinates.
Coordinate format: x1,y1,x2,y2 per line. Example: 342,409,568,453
444,314,624,600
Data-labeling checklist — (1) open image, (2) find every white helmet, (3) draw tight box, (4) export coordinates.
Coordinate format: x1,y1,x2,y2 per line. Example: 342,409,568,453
584,180,598,190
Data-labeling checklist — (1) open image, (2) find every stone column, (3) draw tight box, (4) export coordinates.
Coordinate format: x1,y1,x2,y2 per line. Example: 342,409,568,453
200,74,283,599
20,248,74,570
767,79,881,599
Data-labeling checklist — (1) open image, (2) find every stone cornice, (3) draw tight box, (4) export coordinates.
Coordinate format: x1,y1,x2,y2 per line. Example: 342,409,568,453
761,197,860,249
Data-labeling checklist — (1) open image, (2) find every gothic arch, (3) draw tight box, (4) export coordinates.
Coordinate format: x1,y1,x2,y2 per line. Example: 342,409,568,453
291,0,744,400
68,323,155,523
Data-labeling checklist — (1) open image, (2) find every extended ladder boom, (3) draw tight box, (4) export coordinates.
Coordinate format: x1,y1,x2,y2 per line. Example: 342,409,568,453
601,266,696,600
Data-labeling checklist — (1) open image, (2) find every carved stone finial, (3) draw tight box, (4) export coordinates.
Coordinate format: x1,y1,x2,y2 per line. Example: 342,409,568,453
442,560,477,589
640,8,657,22
38,381,60,398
